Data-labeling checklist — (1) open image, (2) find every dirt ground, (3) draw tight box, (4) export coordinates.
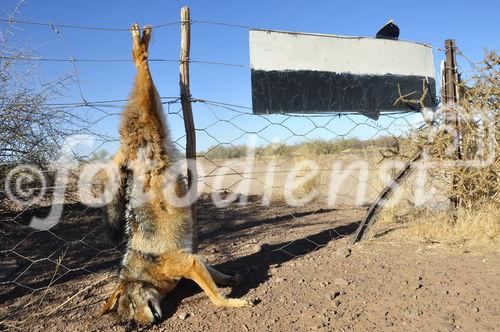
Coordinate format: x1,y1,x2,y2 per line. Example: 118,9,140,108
1,199,499,331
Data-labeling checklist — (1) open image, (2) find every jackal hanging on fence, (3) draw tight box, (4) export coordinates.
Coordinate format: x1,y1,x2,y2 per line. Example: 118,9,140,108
100,24,253,325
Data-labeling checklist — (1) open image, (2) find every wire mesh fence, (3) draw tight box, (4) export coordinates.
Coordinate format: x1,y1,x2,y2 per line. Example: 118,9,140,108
1,10,485,330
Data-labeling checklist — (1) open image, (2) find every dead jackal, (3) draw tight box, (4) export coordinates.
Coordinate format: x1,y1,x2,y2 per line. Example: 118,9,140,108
100,23,253,325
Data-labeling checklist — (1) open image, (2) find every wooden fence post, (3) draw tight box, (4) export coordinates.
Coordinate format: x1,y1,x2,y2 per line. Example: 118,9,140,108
179,6,198,251
443,39,458,104
443,39,462,208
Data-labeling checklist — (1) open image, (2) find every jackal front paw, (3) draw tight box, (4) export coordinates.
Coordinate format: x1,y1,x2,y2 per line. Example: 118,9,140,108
219,297,256,308
243,298,256,307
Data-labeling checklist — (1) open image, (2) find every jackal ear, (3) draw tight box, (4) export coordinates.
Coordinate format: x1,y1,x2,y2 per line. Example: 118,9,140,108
101,283,125,315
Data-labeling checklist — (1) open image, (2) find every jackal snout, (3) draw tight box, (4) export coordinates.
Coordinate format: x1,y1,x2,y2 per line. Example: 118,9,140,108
131,23,152,67
102,280,163,325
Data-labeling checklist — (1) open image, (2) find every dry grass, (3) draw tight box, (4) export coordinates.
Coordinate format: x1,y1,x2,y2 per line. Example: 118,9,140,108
379,204,500,246
264,157,332,205
201,137,396,159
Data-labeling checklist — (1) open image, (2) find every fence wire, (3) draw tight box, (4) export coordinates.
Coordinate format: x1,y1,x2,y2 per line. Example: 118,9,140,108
0,13,456,330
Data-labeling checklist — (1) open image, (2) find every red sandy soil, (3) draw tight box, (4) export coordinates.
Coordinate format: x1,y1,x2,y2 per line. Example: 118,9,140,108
1,201,499,331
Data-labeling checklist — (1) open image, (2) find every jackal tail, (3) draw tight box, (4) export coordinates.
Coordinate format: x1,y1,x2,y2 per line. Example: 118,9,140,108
100,151,129,243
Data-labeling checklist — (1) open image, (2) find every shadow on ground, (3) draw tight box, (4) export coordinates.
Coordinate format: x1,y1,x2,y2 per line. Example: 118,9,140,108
157,219,360,322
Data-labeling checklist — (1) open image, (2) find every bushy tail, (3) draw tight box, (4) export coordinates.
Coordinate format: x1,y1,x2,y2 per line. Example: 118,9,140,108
100,161,129,243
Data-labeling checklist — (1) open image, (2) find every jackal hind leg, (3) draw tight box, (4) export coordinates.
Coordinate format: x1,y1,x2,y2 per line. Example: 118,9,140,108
130,23,150,67
185,257,253,308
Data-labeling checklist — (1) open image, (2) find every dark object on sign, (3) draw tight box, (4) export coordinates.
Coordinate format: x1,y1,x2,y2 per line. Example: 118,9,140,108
249,29,436,119
376,19,400,40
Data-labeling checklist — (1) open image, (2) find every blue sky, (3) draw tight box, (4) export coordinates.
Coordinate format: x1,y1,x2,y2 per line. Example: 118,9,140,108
2,0,499,155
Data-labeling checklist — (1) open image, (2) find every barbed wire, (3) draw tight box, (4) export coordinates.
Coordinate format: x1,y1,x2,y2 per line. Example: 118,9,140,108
0,17,255,31
0,17,182,31
0,55,249,68
192,19,254,30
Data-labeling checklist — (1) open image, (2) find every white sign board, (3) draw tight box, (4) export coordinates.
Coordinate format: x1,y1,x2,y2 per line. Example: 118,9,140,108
250,29,436,119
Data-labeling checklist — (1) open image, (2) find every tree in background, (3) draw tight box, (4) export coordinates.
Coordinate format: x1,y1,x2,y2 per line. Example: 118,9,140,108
0,1,86,205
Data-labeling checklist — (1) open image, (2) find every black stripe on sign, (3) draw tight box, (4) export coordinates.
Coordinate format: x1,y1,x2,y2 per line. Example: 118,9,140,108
251,70,436,119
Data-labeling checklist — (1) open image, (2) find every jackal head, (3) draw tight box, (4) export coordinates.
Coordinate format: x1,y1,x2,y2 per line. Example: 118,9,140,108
101,280,163,325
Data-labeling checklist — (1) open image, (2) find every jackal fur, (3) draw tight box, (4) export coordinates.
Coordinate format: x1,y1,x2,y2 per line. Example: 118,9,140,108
100,23,253,325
